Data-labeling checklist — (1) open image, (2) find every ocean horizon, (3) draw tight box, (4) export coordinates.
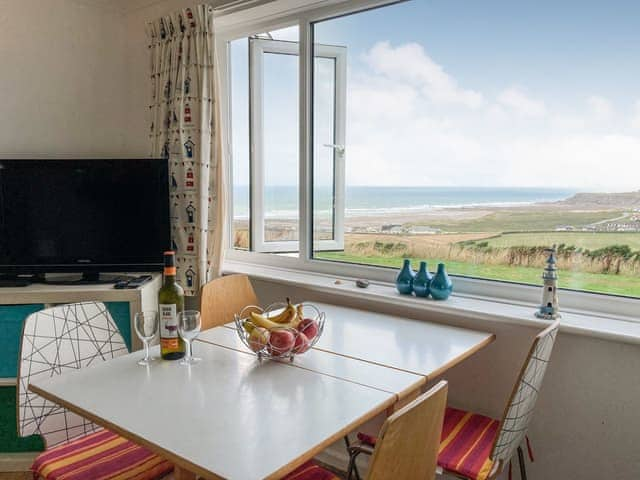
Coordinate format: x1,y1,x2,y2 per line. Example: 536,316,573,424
233,186,577,219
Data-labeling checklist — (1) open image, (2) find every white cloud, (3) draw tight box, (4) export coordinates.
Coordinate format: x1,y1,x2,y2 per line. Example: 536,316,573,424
343,45,640,189
587,95,613,120
497,87,546,117
362,42,485,109
630,100,640,130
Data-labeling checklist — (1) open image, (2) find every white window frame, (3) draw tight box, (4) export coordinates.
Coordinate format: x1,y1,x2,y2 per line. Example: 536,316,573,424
248,37,346,253
214,0,640,320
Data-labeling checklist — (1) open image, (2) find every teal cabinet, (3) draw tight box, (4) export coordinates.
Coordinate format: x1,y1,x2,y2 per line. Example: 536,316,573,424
0,304,44,378
0,274,160,454
0,301,130,453
0,386,44,452
105,302,132,351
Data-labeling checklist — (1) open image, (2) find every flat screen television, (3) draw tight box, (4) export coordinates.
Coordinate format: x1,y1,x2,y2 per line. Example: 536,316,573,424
0,158,170,283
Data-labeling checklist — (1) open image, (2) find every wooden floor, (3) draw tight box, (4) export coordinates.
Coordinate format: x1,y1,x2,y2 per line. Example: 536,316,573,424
0,472,31,480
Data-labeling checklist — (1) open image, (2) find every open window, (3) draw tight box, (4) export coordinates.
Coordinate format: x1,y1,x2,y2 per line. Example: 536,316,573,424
248,37,346,253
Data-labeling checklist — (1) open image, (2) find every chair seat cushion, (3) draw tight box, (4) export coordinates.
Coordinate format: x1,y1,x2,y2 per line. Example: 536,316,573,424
282,461,339,480
357,407,499,480
438,407,499,480
32,429,173,480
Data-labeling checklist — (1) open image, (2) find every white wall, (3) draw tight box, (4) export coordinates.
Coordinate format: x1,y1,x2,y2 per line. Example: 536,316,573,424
251,278,640,480
0,0,128,156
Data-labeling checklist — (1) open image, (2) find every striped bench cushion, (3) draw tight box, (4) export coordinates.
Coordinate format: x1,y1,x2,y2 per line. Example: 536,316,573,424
438,407,499,480
357,406,499,480
31,429,173,480
282,461,339,480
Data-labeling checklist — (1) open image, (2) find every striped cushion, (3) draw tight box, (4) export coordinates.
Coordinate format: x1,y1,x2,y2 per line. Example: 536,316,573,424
282,461,339,480
31,429,173,480
357,407,499,480
438,407,499,480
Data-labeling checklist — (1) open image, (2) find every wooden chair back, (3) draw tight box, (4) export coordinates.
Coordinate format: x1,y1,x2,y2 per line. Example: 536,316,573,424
367,381,448,480
17,302,128,447
200,274,259,330
490,319,560,469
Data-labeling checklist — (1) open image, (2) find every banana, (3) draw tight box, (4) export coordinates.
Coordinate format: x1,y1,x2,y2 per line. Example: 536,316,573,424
242,319,256,334
269,298,297,324
248,298,306,330
249,311,290,330
291,304,304,329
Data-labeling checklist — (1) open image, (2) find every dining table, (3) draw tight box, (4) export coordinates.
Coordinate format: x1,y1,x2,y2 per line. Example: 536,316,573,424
29,302,495,480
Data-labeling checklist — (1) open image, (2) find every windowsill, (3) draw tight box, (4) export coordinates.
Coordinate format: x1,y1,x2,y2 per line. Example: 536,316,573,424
223,259,640,345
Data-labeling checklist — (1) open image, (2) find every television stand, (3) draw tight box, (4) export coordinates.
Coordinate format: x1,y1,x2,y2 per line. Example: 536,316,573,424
0,273,49,287
43,272,135,286
0,274,33,287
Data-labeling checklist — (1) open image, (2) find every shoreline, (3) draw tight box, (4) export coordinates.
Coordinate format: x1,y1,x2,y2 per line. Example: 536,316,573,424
232,191,640,240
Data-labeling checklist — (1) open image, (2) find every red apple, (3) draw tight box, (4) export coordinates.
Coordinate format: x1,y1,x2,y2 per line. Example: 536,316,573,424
297,318,319,341
267,329,296,356
248,327,269,353
293,331,310,354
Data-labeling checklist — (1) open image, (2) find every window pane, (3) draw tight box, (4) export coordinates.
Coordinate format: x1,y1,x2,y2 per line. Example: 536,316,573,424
263,51,299,243
313,57,336,241
230,27,299,254
312,1,640,298
230,38,250,250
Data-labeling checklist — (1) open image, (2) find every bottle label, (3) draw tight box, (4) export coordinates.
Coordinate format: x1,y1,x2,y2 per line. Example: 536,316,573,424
159,304,178,342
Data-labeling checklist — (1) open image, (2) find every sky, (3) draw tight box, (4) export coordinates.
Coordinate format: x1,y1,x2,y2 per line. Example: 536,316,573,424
231,0,640,191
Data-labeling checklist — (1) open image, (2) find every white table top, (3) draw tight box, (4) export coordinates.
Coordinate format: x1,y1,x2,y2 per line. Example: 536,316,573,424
29,343,395,480
310,303,495,377
198,326,425,399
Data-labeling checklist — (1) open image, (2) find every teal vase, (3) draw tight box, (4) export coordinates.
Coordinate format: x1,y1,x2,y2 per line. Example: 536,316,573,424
412,261,433,298
395,259,415,295
430,263,453,300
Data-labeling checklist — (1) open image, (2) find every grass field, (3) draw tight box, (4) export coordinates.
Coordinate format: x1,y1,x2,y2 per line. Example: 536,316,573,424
413,210,622,232
316,251,640,297
482,231,640,250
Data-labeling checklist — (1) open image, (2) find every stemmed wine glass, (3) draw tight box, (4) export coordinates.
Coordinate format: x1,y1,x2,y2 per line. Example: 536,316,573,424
178,310,202,365
134,311,159,366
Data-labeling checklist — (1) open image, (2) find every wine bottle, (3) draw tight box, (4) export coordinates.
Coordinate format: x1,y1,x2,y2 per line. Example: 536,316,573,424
158,251,186,360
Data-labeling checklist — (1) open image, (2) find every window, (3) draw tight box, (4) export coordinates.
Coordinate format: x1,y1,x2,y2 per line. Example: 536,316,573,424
230,27,345,253
223,0,640,301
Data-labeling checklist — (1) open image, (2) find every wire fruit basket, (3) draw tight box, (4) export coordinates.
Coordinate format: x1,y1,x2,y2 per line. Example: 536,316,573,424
233,300,326,361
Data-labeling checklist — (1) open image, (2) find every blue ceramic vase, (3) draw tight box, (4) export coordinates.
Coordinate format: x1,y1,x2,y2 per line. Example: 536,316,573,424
430,263,453,300
395,259,415,295
412,261,433,298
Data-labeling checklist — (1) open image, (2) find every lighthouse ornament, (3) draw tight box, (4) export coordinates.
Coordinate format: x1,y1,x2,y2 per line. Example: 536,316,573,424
535,245,561,319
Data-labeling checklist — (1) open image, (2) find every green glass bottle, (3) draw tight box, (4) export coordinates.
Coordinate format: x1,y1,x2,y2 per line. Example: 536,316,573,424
158,251,186,360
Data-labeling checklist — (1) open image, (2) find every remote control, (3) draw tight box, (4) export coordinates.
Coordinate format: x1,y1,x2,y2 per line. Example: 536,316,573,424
113,275,152,289
126,275,152,288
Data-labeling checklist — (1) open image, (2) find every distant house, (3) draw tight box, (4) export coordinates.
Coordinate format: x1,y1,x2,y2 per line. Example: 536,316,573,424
381,224,403,233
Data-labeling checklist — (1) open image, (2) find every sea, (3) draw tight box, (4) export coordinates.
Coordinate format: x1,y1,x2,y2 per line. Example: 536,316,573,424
232,186,577,219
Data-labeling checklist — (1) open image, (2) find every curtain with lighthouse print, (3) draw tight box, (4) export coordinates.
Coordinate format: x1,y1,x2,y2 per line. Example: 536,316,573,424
147,5,225,296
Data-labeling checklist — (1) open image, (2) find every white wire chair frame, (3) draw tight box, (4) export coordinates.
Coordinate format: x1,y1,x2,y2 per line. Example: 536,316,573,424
16,301,129,447
489,319,560,473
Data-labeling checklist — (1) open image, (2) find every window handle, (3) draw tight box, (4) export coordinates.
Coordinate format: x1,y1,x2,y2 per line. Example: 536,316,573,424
323,144,345,155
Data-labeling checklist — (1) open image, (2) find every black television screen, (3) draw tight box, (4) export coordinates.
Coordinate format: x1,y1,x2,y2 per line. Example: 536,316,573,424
0,159,170,275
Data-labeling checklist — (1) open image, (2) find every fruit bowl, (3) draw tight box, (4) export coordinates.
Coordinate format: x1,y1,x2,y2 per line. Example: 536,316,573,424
233,300,326,361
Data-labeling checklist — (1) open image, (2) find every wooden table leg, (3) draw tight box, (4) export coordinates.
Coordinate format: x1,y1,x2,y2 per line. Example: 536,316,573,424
174,466,197,480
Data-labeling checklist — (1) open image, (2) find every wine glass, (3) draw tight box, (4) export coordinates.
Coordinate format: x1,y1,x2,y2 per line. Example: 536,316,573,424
134,311,159,366
178,310,202,365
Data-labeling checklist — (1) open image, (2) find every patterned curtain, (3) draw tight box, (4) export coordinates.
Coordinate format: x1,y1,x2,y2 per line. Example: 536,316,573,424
147,5,225,296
